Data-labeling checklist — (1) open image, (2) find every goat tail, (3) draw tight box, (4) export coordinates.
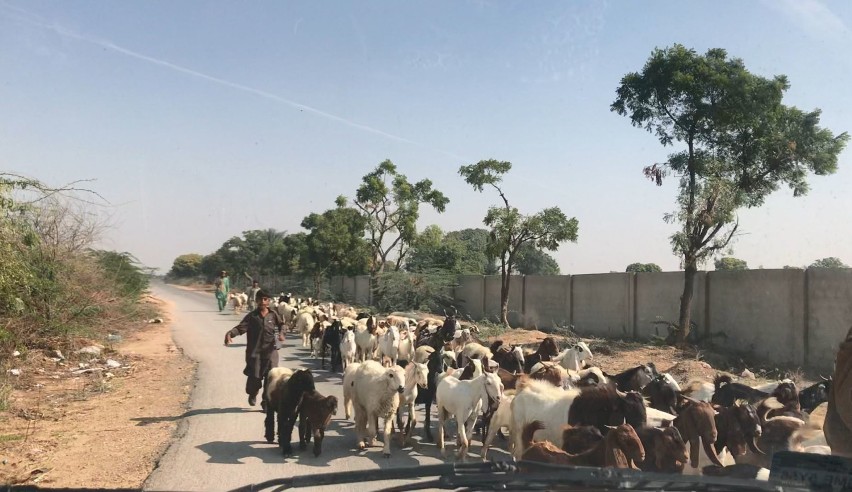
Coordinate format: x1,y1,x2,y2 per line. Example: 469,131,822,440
522,420,545,452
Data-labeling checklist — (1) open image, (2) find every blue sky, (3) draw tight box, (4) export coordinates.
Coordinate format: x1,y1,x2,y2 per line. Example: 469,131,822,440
2,0,851,274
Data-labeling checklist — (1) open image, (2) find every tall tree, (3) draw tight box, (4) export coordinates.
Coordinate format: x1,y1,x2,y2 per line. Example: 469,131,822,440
612,44,848,345
460,159,578,326
810,257,849,269
169,253,204,278
301,196,371,296
445,228,498,274
351,160,449,275
514,244,560,275
715,256,748,271
626,262,662,273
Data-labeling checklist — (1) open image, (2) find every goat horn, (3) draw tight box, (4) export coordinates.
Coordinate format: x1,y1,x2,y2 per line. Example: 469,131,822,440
748,436,764,455
703,437,724,467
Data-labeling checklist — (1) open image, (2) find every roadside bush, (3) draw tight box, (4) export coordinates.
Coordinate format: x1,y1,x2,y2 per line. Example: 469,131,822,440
373,269,456,313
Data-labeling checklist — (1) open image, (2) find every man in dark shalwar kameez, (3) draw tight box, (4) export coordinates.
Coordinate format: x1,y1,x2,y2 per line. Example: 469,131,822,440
224,290,285,410
825,326,852,457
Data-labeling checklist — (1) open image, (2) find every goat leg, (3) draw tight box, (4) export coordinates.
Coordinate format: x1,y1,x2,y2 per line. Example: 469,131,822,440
264,408,276,444
383,416,393,458
298,417,308,451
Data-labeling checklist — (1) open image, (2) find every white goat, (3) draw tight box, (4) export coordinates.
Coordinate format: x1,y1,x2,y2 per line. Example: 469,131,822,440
436,371,504,461
460,342,492,362
481,393,516,460
555,341,593,372
340,328,357,370
450,328,474,353
229,292,248,313
295,312,315,348
414,345,435,364
397,361,429,443
397,327,415,362
378,325,401,366
354,324,378,362
350,360,406,457
510,379,580,459
342,362,361,419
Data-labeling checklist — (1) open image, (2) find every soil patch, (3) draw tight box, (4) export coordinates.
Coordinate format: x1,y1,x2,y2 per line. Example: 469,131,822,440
0,297,194,488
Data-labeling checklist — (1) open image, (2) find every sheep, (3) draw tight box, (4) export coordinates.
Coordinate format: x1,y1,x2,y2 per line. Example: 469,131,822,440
349,360,406,457
298,390,338,457
342,362,361,419
554,341,593,372
340,328,357,370
523,337,560,373
264,368,316,455
520,421,645,469
396,361,429,444
511,378,581,458
378,325,401,366
481,393,516,460
295,312,315,348
436,371,504,460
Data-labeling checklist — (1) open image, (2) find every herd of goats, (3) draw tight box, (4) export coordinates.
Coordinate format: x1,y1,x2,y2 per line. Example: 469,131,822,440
253,294,833,480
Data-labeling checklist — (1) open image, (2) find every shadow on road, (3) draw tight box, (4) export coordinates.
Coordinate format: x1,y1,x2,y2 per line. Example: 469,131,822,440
132,406,252,426
197,440,285,464
225,343,247,348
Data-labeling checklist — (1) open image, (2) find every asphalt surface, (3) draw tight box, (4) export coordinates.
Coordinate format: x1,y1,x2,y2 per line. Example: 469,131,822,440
143,282,510,492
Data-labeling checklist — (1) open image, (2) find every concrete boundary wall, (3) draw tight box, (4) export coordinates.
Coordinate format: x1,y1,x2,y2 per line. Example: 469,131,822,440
323,269,852,370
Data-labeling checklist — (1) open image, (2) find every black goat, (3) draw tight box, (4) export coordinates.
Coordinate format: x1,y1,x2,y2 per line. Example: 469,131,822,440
320,319,343,372
413,312,459,441
711,375,769,407
264,369,316,455
799,377,831,413
605,363,658,392
643,374,679,415
568,385,647,434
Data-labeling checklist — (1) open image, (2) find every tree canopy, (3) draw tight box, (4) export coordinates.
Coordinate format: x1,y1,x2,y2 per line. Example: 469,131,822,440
626,262,662,273
612,44,848,344
459,159,578,325
715,257,749,271
168,253,204,278
810,257,849,269
351,160,449,274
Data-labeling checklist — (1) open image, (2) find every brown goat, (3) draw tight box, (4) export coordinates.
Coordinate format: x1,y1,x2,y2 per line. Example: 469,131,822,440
523,337,560,373
497,367,521,390
561,425,604,454
521,421,645,469
635,423,689,473
528,363,564,388
714,401,763,458
298,390,339,457
673,399,724,468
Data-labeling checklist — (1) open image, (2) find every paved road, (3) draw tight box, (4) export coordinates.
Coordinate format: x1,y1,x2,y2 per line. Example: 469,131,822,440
144,282,510,492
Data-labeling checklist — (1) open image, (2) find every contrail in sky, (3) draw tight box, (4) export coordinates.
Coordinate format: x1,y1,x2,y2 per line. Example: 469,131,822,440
0,2,469,162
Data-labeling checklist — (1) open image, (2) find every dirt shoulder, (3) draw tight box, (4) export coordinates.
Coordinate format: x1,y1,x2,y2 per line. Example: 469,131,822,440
0,297,195,488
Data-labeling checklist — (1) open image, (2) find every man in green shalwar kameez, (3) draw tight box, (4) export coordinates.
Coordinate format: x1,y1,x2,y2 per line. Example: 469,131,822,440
214,270,230,311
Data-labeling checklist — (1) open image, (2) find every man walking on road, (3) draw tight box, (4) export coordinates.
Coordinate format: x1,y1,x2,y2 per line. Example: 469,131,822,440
214,270,230,312
247,279,261,311
224,290,285,409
